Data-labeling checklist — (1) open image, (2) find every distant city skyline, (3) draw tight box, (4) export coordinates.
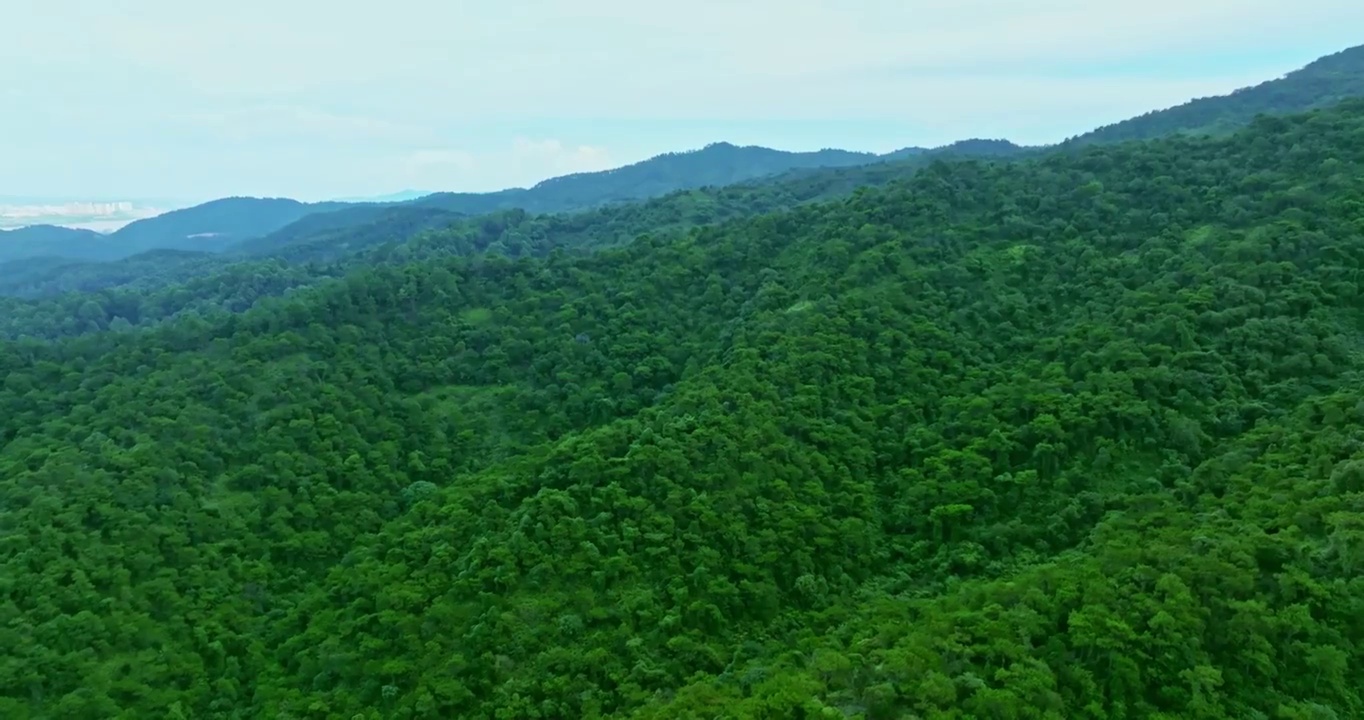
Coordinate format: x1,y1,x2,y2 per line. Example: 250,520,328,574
3,1,1363,201
0,199,168,232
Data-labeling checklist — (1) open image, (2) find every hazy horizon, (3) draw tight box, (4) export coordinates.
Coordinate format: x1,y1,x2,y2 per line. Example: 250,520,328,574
4,1,1362,202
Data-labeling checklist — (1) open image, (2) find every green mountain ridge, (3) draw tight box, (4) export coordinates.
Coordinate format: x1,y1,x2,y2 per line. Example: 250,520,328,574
0,140,1016,310
1069,43,1364,145
0,143,923,268
0,138,1043,338
0,197,358,265
332,190,434,203
0,225,109,261
3,42,1363,314
5,39,1361,277
2,95,1363,718
224,143,932,258
179,39,1364,266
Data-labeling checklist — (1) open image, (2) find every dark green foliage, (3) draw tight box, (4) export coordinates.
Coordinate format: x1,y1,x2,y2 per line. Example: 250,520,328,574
2,100,1364,718
0,250,220,299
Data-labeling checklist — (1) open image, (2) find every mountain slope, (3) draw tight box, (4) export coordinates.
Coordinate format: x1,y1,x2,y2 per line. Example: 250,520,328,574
0,145,908,267
226,205,464,259
227,143,909,258
0,141,1009,307
0,140,1023,334
2,100,1363,717
415,142,896,215
1070,43,1364,144
235,140,1012,262
0,249,223,301
0,225,108,263
0,197,357,265
478,142,891,210
101,196,353,256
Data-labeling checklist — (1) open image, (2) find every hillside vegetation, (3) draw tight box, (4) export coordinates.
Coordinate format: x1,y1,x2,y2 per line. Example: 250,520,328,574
0,143,1014,337
1072,43,1364,144
2,100,1363,718
0,143,958,303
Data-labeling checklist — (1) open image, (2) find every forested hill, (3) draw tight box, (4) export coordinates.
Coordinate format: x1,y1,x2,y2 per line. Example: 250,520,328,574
3,100,1363,717
0,138,1032,335
6,42,1364,300
0,144,903,267
0,197,355,265
106,197,354,256
0,140,1018,315
1070,43,1364,144
224,144,907,258
417,143,897,214
7,42,1364,275
0,225,105,263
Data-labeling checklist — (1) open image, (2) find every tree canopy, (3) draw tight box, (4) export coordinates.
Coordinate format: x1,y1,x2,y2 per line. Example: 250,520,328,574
2,101,1364,718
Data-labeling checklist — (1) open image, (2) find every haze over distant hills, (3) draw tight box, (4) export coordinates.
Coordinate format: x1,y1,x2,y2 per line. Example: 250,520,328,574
0,197,356,264
0,198,173,233
331,190,434,203
2,42,1363,301
0,143,926,266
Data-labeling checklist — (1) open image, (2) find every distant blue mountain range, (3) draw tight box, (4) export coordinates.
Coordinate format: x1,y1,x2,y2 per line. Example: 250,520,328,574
330,190,434,203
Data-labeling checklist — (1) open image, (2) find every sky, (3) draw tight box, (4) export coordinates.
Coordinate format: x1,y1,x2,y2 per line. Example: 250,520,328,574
1,0,1362,203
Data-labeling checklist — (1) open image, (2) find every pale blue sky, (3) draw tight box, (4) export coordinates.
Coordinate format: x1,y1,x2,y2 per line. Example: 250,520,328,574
2,0,1361,202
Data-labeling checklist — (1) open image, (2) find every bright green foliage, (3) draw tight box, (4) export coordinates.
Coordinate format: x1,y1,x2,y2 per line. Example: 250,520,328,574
3,102,1364,718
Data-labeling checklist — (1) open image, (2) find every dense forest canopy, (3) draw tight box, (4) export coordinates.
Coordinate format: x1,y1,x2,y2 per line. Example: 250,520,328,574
2,98,1364,718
